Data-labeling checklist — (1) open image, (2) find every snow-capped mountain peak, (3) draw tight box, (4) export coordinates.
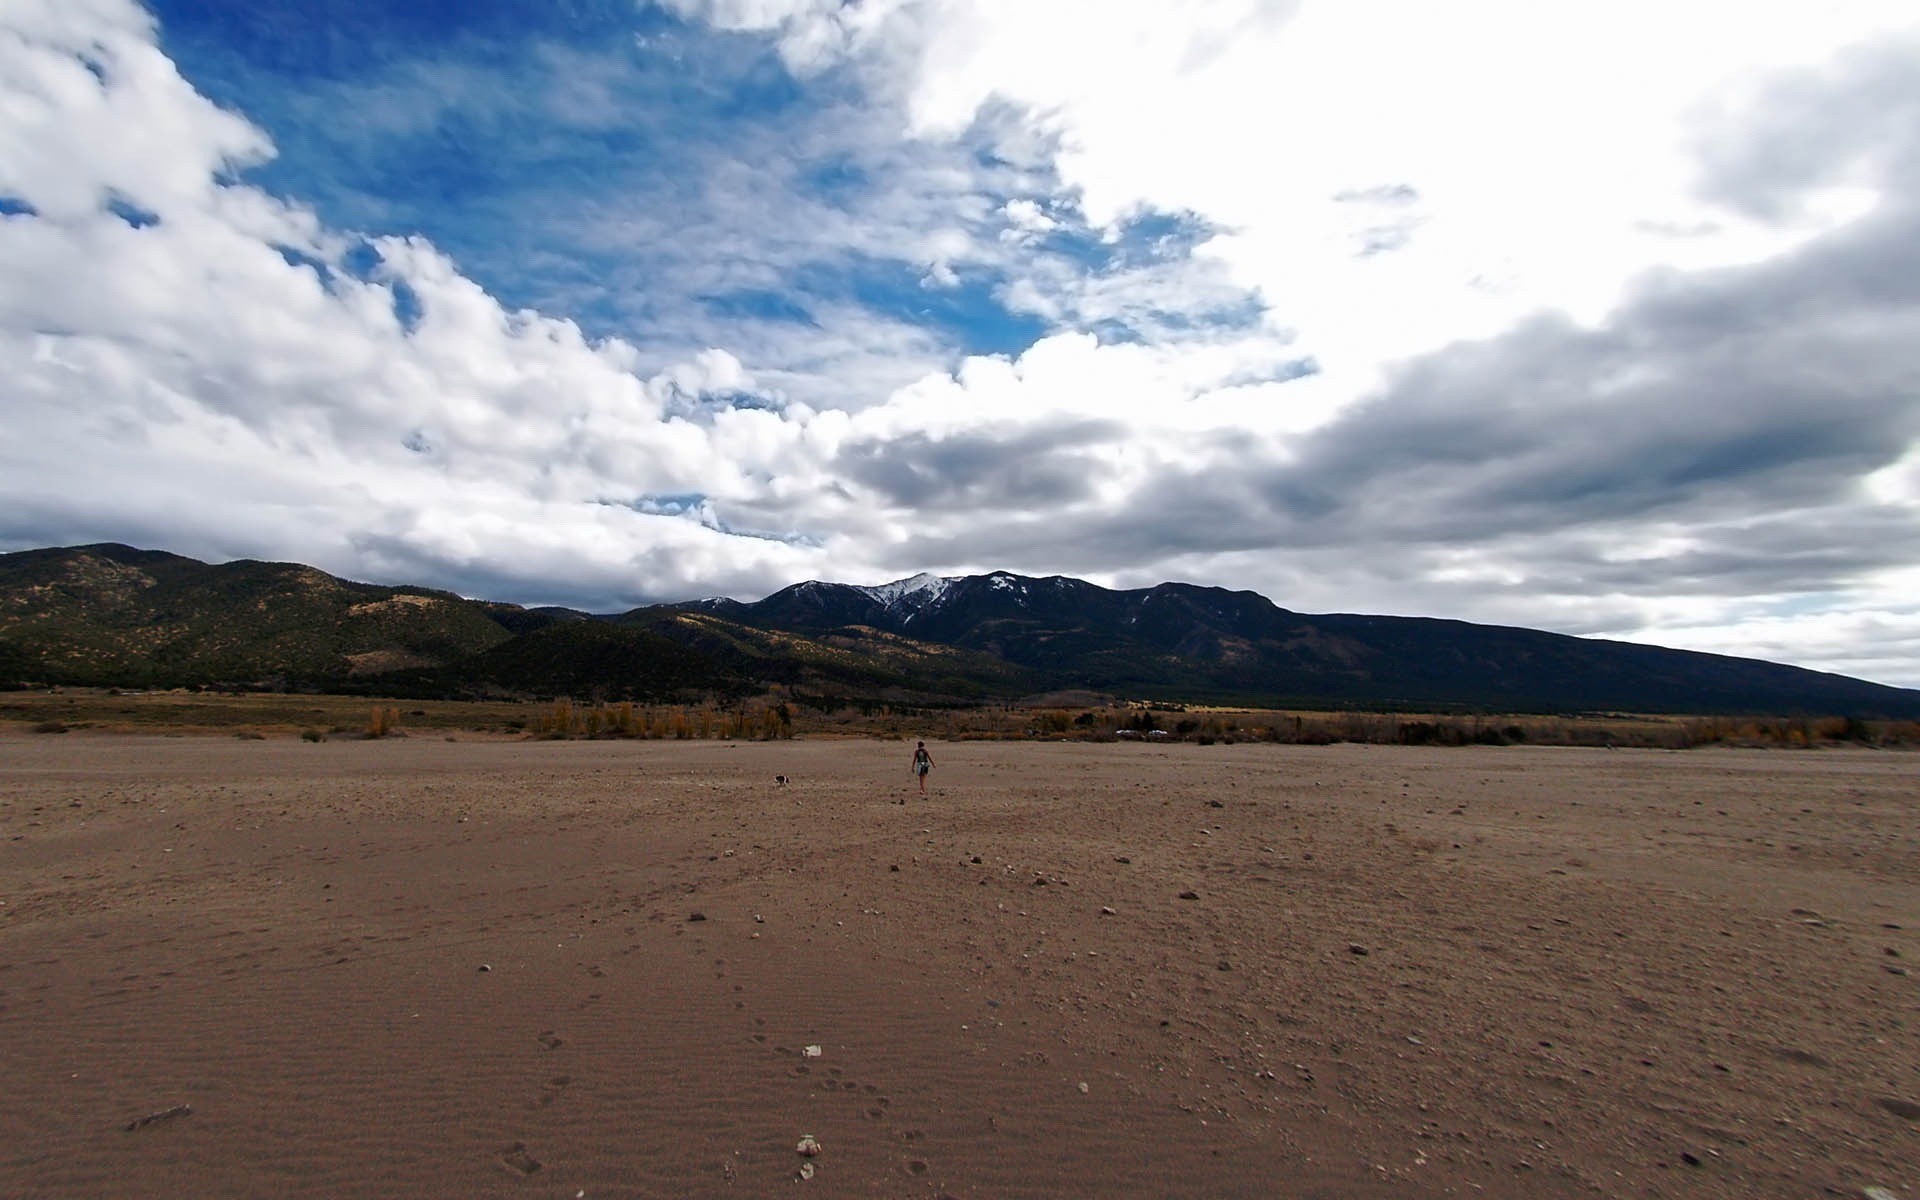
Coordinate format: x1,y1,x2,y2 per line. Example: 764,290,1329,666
857,572,955,609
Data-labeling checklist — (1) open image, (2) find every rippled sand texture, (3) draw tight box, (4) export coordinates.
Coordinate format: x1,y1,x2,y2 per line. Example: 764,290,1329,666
1,734,1915,1198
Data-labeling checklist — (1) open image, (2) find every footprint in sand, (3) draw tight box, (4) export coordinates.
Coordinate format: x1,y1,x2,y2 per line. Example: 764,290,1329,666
532,1076,572,1109
537,1031,564,1050
498,1141,542,1175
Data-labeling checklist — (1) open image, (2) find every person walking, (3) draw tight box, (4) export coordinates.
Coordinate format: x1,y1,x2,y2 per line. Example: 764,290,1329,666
910,740,934,797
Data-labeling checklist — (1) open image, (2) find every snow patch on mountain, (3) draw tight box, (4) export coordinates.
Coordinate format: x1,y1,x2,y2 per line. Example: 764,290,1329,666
857,572,956,610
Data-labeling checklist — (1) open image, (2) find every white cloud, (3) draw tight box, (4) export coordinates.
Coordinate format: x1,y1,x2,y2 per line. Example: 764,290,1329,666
694,0,1920,384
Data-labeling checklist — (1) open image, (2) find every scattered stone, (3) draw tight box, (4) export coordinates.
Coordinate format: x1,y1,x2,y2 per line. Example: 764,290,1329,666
1207,800,1225,808
477,963,491,973
1886,947,1903,957
1216,960,1232,972
1178,891,1199,900
123,1104,191,1132
971,856,982,864
797,1161,815,1181
1076,1081,1089,1094
1681,1151,1702,1167
1115,856,1131,864
1863,1188,1900,1200
890,864,900,872
687,912,707,922
1348,943,1370,956
1100,906,1116,916
1877,1097,1920,1121
796,1134,822,1156
803,1044,822,1058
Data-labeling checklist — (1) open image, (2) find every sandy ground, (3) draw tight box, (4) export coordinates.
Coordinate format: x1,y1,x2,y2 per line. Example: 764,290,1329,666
0,734,1915,1199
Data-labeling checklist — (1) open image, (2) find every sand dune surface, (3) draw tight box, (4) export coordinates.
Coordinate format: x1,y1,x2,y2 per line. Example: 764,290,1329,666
1,734,1916,1198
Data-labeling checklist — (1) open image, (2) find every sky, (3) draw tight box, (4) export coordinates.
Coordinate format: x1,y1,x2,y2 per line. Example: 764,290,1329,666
4,1,1920,688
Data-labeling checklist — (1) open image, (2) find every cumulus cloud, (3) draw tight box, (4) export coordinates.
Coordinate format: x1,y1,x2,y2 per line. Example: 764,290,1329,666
0,1,844,606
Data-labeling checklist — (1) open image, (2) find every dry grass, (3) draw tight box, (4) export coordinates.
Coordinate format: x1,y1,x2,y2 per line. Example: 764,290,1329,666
4,687,1912,748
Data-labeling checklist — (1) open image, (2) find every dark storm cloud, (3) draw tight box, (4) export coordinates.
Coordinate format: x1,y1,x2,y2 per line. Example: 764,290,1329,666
836,418,1124,507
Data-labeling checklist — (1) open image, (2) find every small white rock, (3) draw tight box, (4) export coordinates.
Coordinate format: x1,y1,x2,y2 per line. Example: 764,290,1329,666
1076,1081,1089,1094
796,1134,821,1157
803,1044,822,1058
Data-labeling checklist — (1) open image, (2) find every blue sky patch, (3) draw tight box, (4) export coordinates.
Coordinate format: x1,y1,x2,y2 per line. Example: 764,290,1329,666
806,258,1050,357
105,195,161,228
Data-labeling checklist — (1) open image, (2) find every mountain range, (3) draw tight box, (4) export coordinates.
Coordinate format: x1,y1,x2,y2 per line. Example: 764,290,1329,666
3,543,1918,717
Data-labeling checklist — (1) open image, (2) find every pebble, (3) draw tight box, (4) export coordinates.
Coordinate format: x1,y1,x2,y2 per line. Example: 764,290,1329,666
1076,1082,1089,1094
796,1134,821,1156
687,912,707,922
477,964,491,973
1100,906,1116,916
1178,891,1200,900
1863,1189,1899,1200
1348,943,1370,956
